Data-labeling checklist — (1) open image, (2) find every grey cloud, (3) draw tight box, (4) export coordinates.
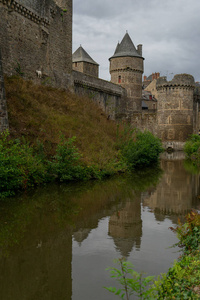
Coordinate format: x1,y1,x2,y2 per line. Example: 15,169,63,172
73,0,200,81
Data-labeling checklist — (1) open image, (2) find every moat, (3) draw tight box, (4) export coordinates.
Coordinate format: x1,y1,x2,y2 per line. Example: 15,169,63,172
0,152,200,300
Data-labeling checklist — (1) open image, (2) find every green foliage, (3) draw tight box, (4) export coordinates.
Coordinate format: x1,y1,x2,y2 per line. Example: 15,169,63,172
14,61,24,77
170,210,200,255
120,130,163,169
154,252,200,299
0,131,47,197
105,258,156,299
184,134,200,165
0,127,162,198
48,135,87,182
0,132,127,197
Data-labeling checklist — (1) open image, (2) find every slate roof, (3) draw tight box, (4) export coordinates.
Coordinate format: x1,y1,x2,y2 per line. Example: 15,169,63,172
72,46,99,65
109,33,143,60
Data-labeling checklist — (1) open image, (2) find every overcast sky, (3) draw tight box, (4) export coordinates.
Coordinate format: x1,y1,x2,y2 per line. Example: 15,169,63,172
73,0,200,82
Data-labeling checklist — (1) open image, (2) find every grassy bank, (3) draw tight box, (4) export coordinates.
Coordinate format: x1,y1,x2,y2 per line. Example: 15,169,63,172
5,76,120,166
1,76,163,197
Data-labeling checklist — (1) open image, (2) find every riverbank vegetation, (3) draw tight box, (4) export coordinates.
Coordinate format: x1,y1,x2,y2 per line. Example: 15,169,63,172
1,76,163,198
184,134,200,166
106,210,200,299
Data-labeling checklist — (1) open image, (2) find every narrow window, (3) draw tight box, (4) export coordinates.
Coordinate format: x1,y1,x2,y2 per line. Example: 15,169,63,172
75,62,78,67
118,75,121,83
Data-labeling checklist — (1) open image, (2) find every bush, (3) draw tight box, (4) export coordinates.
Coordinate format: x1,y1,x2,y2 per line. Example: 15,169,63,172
0,131,48,197
184,134,200,165
121,130,163,169
48,136,90,182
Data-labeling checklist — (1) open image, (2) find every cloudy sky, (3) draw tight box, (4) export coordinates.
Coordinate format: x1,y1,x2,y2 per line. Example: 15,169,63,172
73,0,200,82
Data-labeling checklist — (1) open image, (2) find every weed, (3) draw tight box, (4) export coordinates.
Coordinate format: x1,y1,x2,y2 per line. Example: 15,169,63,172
14,61,24,77
105,258,155,299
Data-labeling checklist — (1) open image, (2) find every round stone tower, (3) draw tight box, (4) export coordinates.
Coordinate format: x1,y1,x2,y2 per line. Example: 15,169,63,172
156,74,195,149
109,33,144,112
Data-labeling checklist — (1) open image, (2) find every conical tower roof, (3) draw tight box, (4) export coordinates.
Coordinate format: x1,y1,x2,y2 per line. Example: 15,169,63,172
73,46,99,65
109,33,143,60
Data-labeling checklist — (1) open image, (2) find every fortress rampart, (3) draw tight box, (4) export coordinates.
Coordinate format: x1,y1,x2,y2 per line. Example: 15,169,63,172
0,0,72,87
73,70,127,120
0,50,9,132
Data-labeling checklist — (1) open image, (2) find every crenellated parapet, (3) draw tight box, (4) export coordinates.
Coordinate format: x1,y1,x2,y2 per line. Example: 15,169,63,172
0,0,50,27
156,74,195,91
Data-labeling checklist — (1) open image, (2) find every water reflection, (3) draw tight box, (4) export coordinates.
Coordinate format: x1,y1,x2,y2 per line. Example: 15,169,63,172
0,156,199,300
143,152,200,224
109,196,142,256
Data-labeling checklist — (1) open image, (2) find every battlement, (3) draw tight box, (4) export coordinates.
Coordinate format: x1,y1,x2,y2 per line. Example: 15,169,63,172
0,0,51,27
156,74,195,90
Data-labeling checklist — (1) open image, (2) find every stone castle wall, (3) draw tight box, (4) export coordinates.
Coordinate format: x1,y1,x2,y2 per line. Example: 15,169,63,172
73,70,127,120
110,56,143,113
131,112,157,135
0,50,9,132
0,0,72,88
156,74,195,146
73,62,99,78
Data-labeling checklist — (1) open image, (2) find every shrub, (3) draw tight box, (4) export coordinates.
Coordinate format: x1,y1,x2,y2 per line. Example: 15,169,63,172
184,134,200,165
121,130,163,169
0,131,48,197
170,210,200,255
48,135,91,182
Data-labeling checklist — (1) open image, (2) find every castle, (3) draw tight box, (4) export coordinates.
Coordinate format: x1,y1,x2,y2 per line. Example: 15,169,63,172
0,0,200,149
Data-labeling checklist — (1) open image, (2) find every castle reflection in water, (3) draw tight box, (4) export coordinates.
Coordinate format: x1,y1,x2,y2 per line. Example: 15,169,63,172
0,152,200,300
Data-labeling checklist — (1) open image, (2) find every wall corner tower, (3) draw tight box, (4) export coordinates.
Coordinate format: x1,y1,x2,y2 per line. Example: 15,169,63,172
109,33,144,113
156,74,195,150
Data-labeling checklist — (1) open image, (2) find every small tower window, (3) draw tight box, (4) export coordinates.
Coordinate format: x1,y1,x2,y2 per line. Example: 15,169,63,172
118,76,121,83
75,62,77,67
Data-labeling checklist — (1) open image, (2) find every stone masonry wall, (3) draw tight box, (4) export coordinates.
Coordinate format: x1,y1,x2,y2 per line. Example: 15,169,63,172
73,70,127,120
73,62,99,78
110,56,144,112
0,0,72,88
0,50,9,132
131,112,157,135
156,74,195,144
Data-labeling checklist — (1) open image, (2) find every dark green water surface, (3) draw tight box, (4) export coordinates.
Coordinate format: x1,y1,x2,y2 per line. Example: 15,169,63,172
0,152,199,299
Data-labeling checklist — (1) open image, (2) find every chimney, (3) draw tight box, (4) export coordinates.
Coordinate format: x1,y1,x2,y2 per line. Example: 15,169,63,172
137,44,143,56
144,75,147,81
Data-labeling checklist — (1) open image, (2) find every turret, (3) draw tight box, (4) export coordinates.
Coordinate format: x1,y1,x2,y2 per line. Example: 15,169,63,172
109,33,144,112
156,74,195,149
72,46,99,78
